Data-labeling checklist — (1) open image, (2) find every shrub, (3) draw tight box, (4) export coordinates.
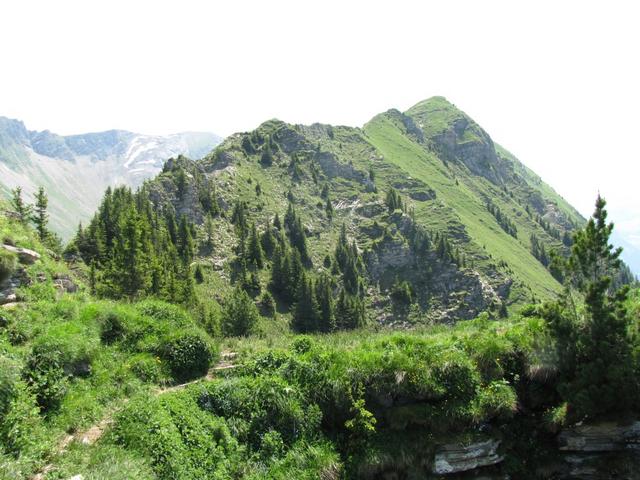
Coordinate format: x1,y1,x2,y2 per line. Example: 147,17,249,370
390,278,413,304
111,392,240,480
260,291,276,317
135,300,192,328
199,376,322,449
23,341,68,411
99,310,125,344
291,336,314,354
0,356,19,418
474,380,518,421
0,249,17,283
222,286,259,337
160,331,214,382
129,353,168,384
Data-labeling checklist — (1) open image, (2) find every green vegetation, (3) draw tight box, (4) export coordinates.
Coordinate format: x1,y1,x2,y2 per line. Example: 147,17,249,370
1,96,639,478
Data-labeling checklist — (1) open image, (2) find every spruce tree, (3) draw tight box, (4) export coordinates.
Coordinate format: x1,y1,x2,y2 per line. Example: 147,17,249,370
32,187,49,242
222,286,260,336
293,273,320,333
11,186,31,223
247,223,264,268
544,195,637,419
316,274,336,332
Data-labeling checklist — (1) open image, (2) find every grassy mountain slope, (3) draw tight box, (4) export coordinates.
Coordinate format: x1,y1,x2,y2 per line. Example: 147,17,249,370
139,97,583,323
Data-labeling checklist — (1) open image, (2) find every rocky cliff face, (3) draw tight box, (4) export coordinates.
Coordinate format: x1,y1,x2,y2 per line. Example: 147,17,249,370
0,116,221,238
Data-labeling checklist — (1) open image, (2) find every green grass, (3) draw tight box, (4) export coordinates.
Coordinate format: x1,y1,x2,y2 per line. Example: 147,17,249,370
364,111,561,303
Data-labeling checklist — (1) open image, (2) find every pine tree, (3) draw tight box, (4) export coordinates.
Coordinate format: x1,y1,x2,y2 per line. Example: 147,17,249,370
385,187,403,212
177,215,194,266
273,213,282,231
222,286,259,336
32,187,49,242
325,197,334,220
11,186,31,223
204,214,215,248
247,223,265,268
544,195,637,419
293,273,320,333
316,274,336,332
260,225,276,258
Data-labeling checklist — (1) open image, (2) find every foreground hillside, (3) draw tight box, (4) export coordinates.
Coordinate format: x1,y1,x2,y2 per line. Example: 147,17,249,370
0,116,220,238
2,97,639,479
2,200,640,479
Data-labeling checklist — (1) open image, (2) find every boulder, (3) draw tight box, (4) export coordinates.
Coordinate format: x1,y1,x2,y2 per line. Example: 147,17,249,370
432,438,503,475
53,275,78,294
1,244,41,264
558,420,640,452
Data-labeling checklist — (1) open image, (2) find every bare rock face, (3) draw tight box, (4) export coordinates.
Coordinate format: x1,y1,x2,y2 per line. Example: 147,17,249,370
432,437,503,475
1,244,41,264
558,421,640,452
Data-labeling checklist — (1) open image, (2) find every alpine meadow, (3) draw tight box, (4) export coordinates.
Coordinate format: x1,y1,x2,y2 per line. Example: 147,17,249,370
1,2,640,479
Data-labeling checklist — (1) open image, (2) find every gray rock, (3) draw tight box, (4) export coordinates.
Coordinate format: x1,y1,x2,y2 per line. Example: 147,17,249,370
53,275,78,294
2,244,40,264
558,421,640,452
432,438,503,474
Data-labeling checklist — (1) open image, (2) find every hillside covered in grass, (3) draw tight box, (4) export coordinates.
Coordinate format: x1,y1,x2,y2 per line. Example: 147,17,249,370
73,96,606,330
2,97,639,479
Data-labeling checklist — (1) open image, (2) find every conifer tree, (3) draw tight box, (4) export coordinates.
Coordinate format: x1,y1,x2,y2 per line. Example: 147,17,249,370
325,197,334,220
544,195,637,419
32,187,49,241
204,214,215,248
293,273,320,333
11,186,31,223
247,223,265,268
222,286,259,336
260,224,276,258
316,274,336,332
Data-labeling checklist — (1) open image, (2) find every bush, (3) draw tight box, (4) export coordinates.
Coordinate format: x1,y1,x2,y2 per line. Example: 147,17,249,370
23,341,68,411
160,331,214,382
390,278,413,304
0,356,19,418
99,310,125,344
0,249,17,283
260,291,276,317
129,353,168,384
222,287,259,337
199,376,322,449
111,392,240,479
474,380,518,421
135,300,192,328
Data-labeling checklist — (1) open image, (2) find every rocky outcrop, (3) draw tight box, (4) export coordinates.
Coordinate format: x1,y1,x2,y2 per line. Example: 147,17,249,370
558,421,640,452
53,275,78,294
0,268,28,305
432,437,503,475
2,244,41,264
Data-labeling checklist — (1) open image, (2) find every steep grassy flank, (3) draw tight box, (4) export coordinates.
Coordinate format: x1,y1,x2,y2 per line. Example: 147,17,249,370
364,112,560,301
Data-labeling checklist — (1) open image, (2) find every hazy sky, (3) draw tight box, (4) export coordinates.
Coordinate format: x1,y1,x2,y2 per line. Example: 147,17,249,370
1,1,638,270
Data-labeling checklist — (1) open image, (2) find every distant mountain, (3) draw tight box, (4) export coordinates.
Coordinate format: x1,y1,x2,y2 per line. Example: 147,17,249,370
127,96,602,322
0,116,221,238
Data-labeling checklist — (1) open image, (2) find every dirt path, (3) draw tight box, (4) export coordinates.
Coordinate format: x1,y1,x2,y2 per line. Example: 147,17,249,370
31,351,238,480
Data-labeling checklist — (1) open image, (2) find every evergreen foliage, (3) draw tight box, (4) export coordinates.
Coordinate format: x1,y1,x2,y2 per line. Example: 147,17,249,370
74,186,195,303
486,201,518,238
10,186,31,223
222,286,260,337
543,196,638,419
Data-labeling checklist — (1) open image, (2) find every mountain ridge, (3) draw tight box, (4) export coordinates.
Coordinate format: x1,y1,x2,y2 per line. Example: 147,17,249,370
122,95,607,323
0,116,221,237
